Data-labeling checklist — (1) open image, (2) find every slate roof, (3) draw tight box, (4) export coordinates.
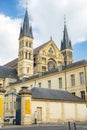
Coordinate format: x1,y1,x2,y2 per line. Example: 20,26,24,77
4,58,18,67
31,87,84,102
19,9,33,39
4,40,53,66
0,66,18,79
34,42,49,55
65,60,87,69
61,22,72,50
7,60,87,86
34,39,59,55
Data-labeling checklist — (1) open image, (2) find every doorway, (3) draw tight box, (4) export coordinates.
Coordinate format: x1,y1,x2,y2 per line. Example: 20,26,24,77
37,107,42,123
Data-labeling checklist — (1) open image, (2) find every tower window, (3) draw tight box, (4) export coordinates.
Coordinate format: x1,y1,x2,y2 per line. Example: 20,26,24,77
25,52,27,59
29,53,31,59
29,42,32,48
22,40,24,47
26,41,28,47
27,67,29,73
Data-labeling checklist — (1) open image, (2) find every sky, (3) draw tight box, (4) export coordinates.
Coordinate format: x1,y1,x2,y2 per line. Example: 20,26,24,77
0,0,87,65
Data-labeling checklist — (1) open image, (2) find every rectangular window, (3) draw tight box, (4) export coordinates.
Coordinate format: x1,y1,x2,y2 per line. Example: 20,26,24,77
71,74,75,87
59,78,62,89
48,80,51,88
79,72,84,85
38,83,41,88
72,92,75,96
81,91,85,100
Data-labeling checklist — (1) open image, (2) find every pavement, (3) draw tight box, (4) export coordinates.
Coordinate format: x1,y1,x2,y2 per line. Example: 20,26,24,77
0,122,87,130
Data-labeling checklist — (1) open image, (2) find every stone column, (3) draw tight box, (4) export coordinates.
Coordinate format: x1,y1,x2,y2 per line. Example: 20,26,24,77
0,85,6,127
19,86,32,125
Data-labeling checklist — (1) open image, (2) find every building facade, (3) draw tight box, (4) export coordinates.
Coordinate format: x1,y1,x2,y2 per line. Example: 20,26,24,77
0,9,87,125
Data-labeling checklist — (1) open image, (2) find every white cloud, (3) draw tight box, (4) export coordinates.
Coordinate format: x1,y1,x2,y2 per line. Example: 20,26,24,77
0,13,21,65
1,0,87,65
18,0,87,46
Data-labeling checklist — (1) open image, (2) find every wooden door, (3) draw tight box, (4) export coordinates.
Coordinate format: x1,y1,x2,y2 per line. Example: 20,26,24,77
37,107,42,122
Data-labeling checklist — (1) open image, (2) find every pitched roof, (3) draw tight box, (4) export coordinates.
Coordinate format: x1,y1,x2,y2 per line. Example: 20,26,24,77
4,40,54,66
65,60,87,69
7,60,87,86
61,22,72,50
0,66,18,79
34,40,51,55
31,87,84,102
4,58,18,67
19,9,33,39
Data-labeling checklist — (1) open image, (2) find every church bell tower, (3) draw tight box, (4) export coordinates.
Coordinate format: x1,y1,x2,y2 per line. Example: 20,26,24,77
18,9,33,79
61,18,73,65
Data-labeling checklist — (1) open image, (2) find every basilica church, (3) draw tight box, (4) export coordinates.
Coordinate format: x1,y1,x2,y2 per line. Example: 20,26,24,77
0,9,87,125
4,9,73,79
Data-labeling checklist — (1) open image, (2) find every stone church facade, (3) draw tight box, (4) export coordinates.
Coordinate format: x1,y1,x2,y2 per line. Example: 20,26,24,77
4,9,73,79
0,9,87,125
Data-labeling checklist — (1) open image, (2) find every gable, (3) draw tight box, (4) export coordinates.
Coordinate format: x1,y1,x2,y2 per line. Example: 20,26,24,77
38,40,64,59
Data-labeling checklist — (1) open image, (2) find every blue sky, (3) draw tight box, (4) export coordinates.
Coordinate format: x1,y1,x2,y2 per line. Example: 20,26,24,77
73,42,87,61
0,0,18,17
0,0,87,65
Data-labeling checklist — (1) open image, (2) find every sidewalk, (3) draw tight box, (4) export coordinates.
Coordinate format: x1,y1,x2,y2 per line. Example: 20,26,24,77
2,122,87,129
2,122,66,129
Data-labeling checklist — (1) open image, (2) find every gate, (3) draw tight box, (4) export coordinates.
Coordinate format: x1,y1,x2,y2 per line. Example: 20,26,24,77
16,96,21,125
4,89,21,125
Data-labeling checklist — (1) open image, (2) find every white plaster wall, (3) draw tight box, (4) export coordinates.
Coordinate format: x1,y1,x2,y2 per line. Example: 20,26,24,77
64,103,75,120
77,104,87,121
49,102,61,119
31,100,87,123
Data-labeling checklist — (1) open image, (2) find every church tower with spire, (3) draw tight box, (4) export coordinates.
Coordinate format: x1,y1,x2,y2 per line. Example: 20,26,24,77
61,18,73,65
18,9,33,79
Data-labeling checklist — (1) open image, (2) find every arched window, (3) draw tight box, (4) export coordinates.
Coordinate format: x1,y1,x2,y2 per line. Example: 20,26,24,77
29,53,31,59
25,52,27,59
29,42,32,48
48,61,55,71
26,41,28,47
22,40,24,47
27,67,29,73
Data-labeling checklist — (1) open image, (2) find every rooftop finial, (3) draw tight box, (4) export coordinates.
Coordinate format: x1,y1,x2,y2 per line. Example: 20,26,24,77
64,14,66,25
25,1,28,10
50,36,52,40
